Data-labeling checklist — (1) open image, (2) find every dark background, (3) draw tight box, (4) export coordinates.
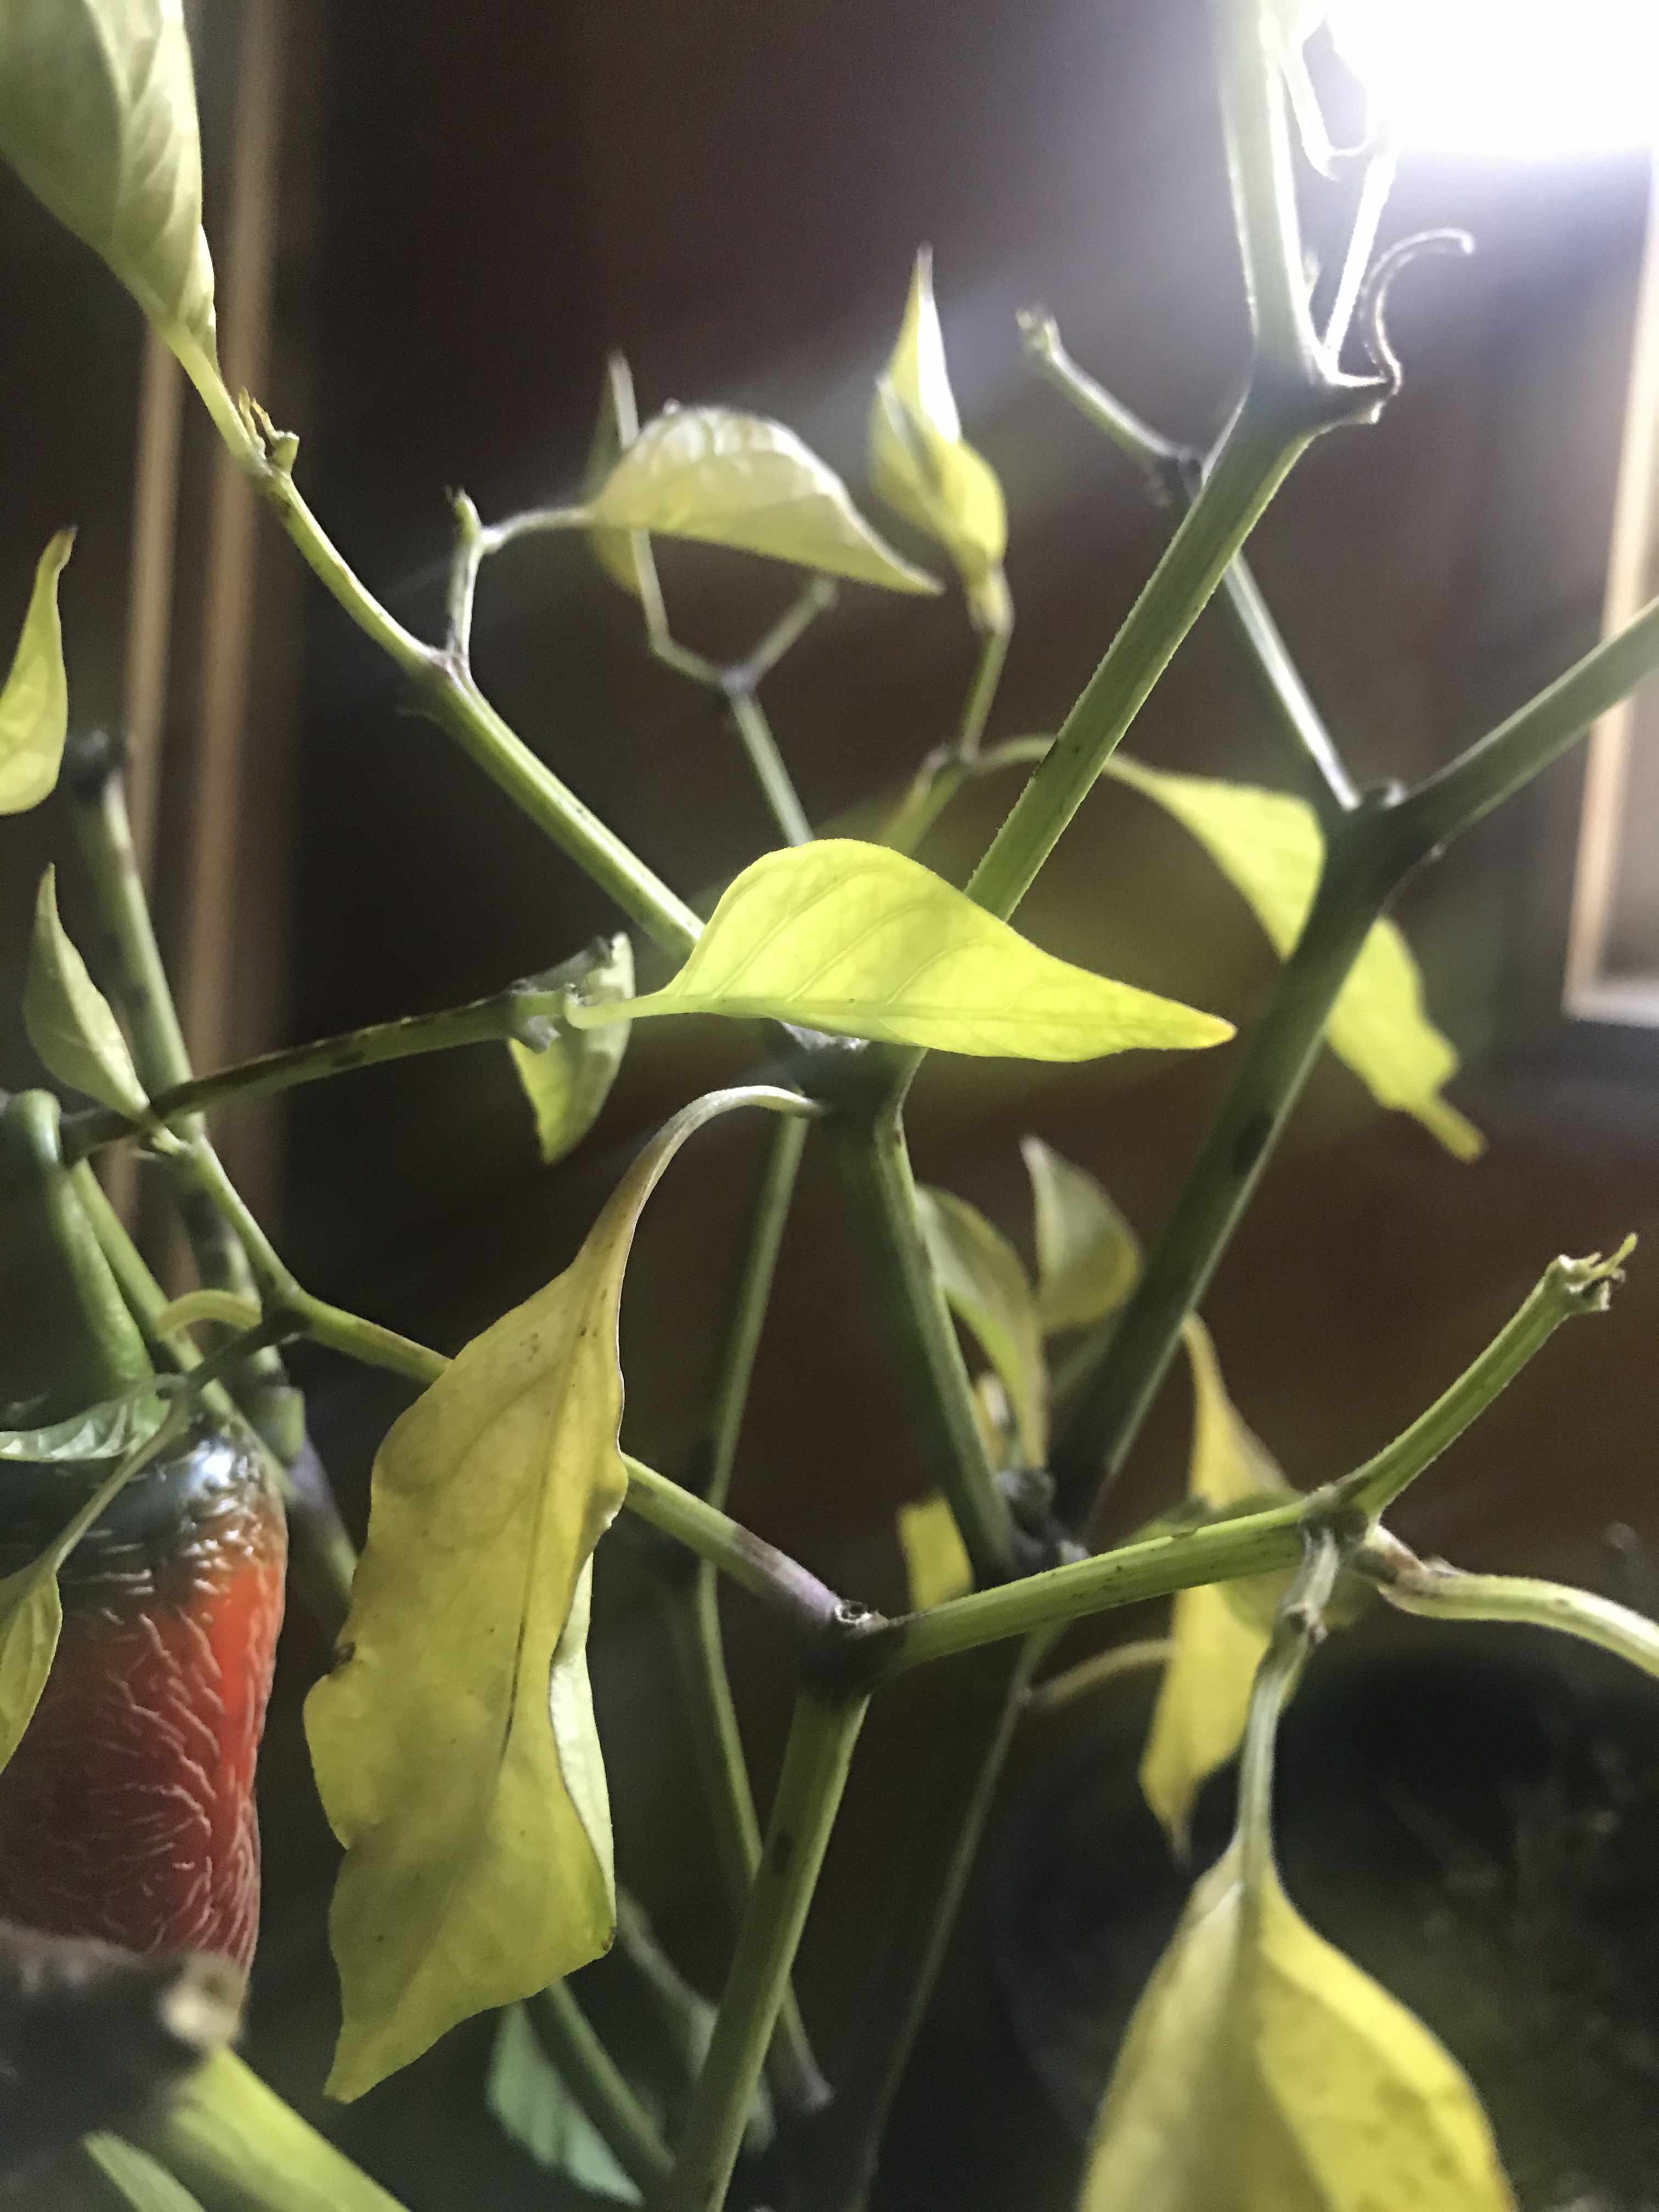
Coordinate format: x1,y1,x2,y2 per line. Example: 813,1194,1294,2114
3,2,1657,2204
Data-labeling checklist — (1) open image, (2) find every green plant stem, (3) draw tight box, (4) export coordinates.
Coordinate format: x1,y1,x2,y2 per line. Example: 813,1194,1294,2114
140,2047,408,2212
232,437,701,956
661,1688,868,2212
1335,1242,1635,1520
726,687,812,847
526,1984,673,2196
1237,1531,1340,1894
792,1637,1041,2212
1052,819,1392,1527
1362,1531,1659,1682
1392,593,1659,858
1315,144,1398,359
698,1116,809,1514
955,614,1011,763
1024,1634,1173,1716
827,1102,1019,1582
730,578,838,691
66,985,562,1160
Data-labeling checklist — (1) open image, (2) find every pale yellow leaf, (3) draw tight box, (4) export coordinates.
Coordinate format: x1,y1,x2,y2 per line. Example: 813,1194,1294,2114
898,1491,974,1612
507,934,635,1167
590,406,939,595
573,840,1234,1063
1104,755,1483,1159
1081,1841,1515,2212
23,867,149,1118
304,1086,809,2100
868,250,1007,591
917,1186,1047,1466
0,529,74,814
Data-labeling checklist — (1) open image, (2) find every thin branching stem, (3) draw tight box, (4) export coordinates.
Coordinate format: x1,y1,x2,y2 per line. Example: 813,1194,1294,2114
526,1985,674,2196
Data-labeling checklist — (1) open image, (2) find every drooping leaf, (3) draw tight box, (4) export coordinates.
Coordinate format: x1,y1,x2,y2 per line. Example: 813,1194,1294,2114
1139,1318,1293,1855
589,407,940,595
507,935,635,1168
1104,755,1483,1158
0,529,74,814
0,1,222,394
898,1491,974,1612
487,2003,640,2203
151,1290,265,1340
83,2137,206,2212
24,867,149,1118
585,354,657,605
1080,1837,1514,2211
0,1384,168,1463
151,2052,409,2212
916,1186,1047,1465
868,250,1008,608
571,841,1234,1062
1020,1136,1142,1336
304,1086,810,2101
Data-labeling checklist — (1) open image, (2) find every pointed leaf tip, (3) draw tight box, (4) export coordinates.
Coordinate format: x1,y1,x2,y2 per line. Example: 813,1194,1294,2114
0,530,74,814
24,867,150,1118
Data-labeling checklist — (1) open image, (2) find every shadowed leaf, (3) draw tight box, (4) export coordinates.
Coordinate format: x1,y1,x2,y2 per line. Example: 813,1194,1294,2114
0,531,74,814
917,1186,1047,1465
574,841,1234,1062
507,935,635,1167
304,1087,810,2100
24,868,149,1118
1021,1136,1142,1336
487,2005,639,2204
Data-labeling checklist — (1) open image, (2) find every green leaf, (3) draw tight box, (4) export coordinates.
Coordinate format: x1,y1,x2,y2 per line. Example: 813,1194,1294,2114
590,406,940,595
507,935,635,1168
897,1491,974,1611
304,1086,809,2101
1080,1837,1514,2212
916,1186,1047,1466
83,2137,206,2212
1104,755,1483,1159
573,840,1234,1062
0,529,74,814
0,1384,168,1463
487,2004,640,2203
1139,1318,1293,1855
24,867,150,1118
0,1,221,390
585,354,657,605
1020,1136,1141,1336
152,1291,265,1340
150,2051,411,2212
868,250,1008,601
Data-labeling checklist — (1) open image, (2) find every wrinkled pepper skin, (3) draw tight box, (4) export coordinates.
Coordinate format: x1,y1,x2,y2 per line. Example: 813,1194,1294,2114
0,1423,285,1970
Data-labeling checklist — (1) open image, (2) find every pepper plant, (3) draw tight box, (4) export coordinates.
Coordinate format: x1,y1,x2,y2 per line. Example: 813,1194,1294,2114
1,3,1658,2209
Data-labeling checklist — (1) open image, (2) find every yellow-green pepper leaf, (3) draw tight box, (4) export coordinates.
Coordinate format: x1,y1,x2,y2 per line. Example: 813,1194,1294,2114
1104,755,1483,1159
572,841,1234,1062
917,1186,1047,1466
869,249,1008,602
487,2003,640,2203
507,935,635,1167
1081,1836,1514,2212
0,529,74,814
150,2051,410,2212
304,1086,810,2101
585,353,657,606
1139,1318,1293,1855
897,1491,974,1611
0,1,221,393
1020,1136,1141,1336
589,407,940,595
24,866,149,1119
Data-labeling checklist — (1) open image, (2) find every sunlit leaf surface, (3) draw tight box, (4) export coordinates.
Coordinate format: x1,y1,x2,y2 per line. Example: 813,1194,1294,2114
305,1087,807,2099
897,1491,974,1611
578,841,1234,1062
1105,755,1483,1158
23,867,149,1118
590,407,939,594
0,531,74,814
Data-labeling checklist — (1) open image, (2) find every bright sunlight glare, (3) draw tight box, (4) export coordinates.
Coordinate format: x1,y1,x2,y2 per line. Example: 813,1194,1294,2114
1327,0,1659,157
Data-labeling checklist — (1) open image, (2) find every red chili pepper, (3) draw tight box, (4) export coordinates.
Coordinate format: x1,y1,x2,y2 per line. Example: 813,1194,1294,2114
0,1424,286,1970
